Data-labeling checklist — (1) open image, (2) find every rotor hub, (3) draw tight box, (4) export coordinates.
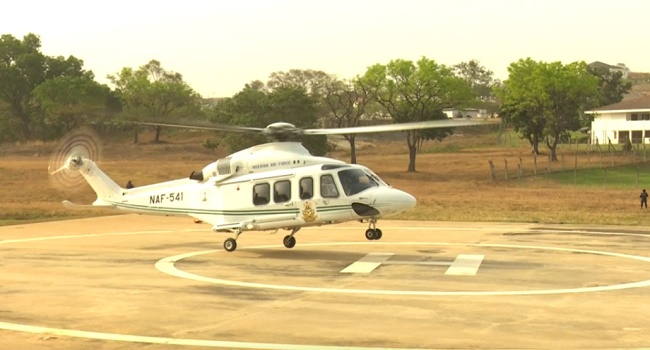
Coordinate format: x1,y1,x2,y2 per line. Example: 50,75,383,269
263,122,303,141
69,154,84,169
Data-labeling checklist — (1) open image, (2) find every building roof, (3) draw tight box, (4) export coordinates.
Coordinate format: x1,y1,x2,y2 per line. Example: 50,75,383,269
589,61,627,70
596,95,650,110
587,95,650,113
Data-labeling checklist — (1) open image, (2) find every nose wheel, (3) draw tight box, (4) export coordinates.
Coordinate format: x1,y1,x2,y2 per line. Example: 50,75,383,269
365,228,383,240
364,219,383,240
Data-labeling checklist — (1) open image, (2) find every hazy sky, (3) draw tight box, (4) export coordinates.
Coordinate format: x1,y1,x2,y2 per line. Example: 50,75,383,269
3,0,649,97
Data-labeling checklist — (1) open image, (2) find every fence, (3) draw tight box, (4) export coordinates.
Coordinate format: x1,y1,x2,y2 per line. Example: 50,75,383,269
488,138,650,185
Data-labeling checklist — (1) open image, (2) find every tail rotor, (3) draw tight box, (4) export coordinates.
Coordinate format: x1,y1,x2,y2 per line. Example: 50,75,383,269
48,127,103,193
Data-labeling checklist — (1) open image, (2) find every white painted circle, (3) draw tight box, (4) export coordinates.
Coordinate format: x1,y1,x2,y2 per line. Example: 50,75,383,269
2,225,650,349
156,241,650,296
0,228,424,349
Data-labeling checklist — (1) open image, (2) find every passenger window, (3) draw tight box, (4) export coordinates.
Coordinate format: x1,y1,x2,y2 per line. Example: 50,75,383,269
299,177,313,199
320,174,339,198
253,183,270,205
274,180,291,203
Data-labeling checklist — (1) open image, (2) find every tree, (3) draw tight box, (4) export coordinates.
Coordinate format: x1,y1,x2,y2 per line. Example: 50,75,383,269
495,58,546,155
211,85,327,155
267,69,331,97
360,57,474,172
32,76,117,136
454,59,501,115
268,86,327,155
0,33,92,141
211,87,268,151
542,61,600,160
322,77,374,164
453,59,499,101
497,59,600,160
267,69,334,122
587,65,632,107
108,60,200,143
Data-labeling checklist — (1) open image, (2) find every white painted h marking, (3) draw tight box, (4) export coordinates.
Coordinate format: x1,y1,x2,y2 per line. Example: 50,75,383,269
445,254,485,276
340,253,394,273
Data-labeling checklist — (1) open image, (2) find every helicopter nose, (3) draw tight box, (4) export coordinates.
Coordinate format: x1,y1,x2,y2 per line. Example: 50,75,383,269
351,188,417,218
390,189,417,213
368,188,416,215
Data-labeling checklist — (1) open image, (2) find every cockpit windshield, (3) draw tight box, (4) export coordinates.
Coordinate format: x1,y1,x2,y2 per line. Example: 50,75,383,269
364,168,388,186
338,168,378,196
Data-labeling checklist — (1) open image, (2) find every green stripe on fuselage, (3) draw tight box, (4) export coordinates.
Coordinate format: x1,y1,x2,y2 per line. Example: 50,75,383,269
106,201,351,217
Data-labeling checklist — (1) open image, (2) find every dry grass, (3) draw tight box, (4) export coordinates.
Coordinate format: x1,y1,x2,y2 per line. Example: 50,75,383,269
0,128,646,227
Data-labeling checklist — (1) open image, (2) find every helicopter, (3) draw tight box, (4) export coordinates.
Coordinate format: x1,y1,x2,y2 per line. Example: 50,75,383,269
49,119,493,252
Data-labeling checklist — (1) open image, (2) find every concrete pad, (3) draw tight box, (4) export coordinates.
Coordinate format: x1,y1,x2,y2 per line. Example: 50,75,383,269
1,215,650,349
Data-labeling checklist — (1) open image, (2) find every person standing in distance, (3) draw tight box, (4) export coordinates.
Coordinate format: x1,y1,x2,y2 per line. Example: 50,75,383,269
640,189,648,208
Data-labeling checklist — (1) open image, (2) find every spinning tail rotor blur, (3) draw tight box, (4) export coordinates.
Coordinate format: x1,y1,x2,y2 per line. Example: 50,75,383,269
48,127,103,193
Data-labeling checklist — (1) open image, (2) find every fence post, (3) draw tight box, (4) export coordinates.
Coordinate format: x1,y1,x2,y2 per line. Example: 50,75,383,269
574,151,578,184
488,160,496,181
519,156,523,179
608,139,614,167
598,146,603,168
504,159,509,180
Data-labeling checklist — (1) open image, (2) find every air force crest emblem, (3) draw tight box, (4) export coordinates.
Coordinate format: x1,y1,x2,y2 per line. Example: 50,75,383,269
301,201,317,222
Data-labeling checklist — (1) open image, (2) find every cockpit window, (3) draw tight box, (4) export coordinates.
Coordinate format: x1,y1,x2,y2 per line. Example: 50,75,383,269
365,169,388,186
338,169,378,196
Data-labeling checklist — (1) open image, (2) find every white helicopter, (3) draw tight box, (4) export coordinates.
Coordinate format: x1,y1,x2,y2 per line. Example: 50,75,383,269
49,119,492,252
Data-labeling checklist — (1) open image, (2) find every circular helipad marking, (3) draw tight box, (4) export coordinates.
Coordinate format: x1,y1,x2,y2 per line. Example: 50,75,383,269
156,241,650,296
0,321,413,350
0,228,425,349
1,224,650,348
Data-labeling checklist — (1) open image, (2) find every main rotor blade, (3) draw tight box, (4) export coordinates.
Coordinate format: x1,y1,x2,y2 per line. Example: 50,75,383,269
135,121,265,134
302,118,499,135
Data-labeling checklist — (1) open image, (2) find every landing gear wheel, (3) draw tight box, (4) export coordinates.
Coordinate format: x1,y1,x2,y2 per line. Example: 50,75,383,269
365,228,376,240
283,235,296,248
224,238,237,252
375,229,383,240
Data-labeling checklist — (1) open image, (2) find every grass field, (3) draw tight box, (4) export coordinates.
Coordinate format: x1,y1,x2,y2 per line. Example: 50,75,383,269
2,125,650,227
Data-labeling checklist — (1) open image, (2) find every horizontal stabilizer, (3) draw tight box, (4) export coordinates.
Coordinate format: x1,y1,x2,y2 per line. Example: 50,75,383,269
62,200,114,210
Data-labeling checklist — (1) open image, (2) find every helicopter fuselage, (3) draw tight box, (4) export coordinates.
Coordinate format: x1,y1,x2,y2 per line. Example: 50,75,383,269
105,161,415,233
65,141,417,251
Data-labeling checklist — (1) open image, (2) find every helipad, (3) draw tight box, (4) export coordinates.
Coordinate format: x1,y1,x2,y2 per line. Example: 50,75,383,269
1,215,649,349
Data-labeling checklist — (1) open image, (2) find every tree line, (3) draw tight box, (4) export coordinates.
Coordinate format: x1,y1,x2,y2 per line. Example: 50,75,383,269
0,33,631,172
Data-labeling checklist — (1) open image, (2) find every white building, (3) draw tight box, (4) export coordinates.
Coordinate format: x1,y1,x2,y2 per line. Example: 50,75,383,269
588,61,631,79
586,95,650,144
443,108,488,119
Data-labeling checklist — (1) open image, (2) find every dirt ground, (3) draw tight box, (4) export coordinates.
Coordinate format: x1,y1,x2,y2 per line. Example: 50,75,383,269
1,128,647,226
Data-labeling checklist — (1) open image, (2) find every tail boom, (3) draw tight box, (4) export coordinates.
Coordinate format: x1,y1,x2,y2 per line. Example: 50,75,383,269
72,157,122,203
